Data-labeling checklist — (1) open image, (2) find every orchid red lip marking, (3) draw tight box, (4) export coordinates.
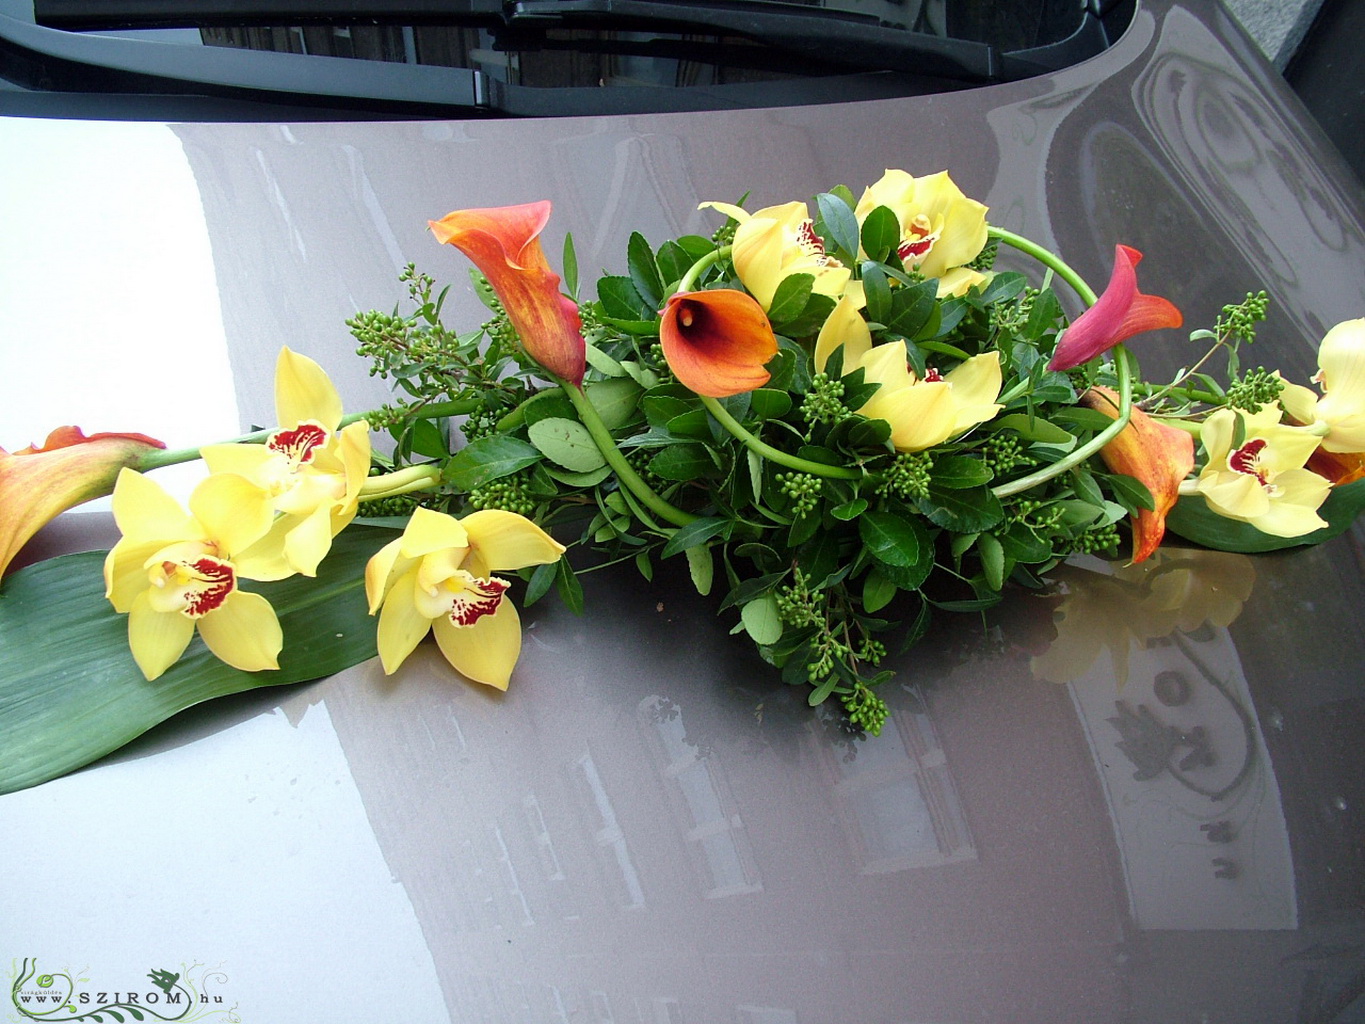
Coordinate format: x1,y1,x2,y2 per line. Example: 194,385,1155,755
268,421,329,467
153,554,236,617
445,573,511,627
1228,438,1271,486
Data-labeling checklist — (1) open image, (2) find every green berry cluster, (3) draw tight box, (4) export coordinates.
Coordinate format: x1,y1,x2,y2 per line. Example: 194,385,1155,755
1226,366,1286,413
468,475,536,516
711,220,737,248
982,432,1032,474
800,373,849,426
841,682,889,735
879,451,933,501
806,633,852,684
1217,290,1270,345
1069,521,1121,555
363,493,422,517
349,309,415,378
1005,497,1063,532
776,568,820,629
967,238,999,273
779,472,822,518
857,638,886,666
482,302,521,355
461,406,503,443
992,287,1038,333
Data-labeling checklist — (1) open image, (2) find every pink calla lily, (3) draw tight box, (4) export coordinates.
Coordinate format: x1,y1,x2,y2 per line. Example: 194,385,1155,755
1049,245,1183,371
1,426,165,579
430,201,586,387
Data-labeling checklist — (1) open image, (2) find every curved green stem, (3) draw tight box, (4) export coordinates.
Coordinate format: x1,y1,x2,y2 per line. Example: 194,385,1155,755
989,227,1098,306
676,246,731,294
559,380,696,527
135,399,480,473
991,345,1134,498
700,396,863,480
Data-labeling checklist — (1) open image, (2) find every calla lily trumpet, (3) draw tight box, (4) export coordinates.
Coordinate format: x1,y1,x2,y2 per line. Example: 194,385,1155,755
660,288,778,398
815,294,1002,451
0,425,166,580
1048,245,1183,371
201,347,371,579
431,200,586,387
1080,386,1194,563
103,468,283,681
365,507,566,690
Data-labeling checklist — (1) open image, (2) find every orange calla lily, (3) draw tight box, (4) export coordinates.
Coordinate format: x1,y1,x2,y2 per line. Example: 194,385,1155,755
0,426,166,579
430,201,586,387
1081,386,1194,562
659,289,778,398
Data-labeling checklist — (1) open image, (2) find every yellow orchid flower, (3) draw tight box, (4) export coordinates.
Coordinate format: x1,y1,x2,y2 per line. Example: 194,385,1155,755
1194,406,1330,537
103,468,283,681
699,199,850,311
201,347,371,579
364,507,566,690
1279,318,1365,458
854,169,989,291
815,294,1002,452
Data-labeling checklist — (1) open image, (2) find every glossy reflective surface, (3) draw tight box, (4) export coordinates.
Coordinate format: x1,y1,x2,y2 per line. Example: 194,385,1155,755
3,1,1364,1020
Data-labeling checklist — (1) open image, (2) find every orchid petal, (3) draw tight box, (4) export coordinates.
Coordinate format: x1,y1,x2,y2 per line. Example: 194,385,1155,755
1048,245,1182,371
431,201,586,386
433,595,522,691
375,569,434,674
276,347,344,431
127,590,196,682
461,509,567,572
189,472,275,557
364,535,407,614
196,590,283,673
660,289,778,398
399,506,470,560
814,293,872,374
110,468,199,544
282,504,336,578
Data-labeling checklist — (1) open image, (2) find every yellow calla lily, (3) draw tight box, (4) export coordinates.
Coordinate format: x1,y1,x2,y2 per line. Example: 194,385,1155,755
202,347,371,579
103,468,283,681
699,200,850,311
364,507,566,689
854,169,989,288
815,294,1002,452
1195,406,1329,537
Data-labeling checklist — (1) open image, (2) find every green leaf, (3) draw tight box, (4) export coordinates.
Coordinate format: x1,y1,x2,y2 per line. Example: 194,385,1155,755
718,571,785,612
0,526,400,796
741,595,784,645
555,556,585,615
862,567,897,613
597,276,653,320
563,231,579,298
634,551,654,582
627,231,664,310
815,191,860,262
1107,472,1156,513
882,280,938,341
977,532,1005,592
543,464,613,488
860,206,900,263
992,414,1075,445
917,485,1004,533
443,435,542,489
520,389,578,426
685,544,714,596
523,560,558,607
649,443,717,482
749,388,793,421
584,342,626,378
585,378,641,430
930,455,993,489
655,240,694,288
661,517,730,558
407,417,448,460
767,273,815,325
831,498,868,520
859,510,930,571
861,261,892,325
1166,478,1365,552
527,417,608,472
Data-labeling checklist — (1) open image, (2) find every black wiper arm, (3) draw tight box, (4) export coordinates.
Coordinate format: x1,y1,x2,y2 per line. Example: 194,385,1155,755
506,0,995,81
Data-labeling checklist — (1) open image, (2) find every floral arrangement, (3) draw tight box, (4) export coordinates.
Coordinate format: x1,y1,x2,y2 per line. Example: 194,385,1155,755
3,169,1364,795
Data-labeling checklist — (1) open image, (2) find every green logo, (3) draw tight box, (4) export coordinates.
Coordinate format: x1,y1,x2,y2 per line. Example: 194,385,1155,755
8,960,239,1023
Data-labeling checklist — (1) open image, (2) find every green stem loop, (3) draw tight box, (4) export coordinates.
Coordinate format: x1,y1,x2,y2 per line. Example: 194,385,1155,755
559,380,696,527
700,396,863,480
676,246,731,294
989,227,1098,306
